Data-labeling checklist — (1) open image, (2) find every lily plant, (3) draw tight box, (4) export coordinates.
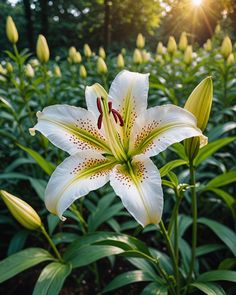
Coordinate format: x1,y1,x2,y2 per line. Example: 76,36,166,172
30,70,204,226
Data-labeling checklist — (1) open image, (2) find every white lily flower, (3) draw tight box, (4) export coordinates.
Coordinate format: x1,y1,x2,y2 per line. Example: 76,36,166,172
30,70,204,227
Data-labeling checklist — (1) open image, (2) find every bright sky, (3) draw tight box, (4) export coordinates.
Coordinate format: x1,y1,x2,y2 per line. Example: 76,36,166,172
7,0,19,6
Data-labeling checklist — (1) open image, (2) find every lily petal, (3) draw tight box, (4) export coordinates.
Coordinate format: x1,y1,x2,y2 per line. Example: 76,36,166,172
45,151,116,219
85,83,108,120
110,155,163,227
129,105,204,157
109,70,149,147
30,105,110,155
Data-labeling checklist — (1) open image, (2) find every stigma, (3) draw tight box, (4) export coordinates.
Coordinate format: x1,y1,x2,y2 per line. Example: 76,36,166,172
97,97,124,129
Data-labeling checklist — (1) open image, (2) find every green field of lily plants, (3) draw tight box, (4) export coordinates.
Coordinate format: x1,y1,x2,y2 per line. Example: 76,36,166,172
0,16,236,295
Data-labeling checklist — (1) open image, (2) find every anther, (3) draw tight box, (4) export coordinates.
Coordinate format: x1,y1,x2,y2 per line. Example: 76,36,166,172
112,109,124,126
97,114,103,129
97,97,102,114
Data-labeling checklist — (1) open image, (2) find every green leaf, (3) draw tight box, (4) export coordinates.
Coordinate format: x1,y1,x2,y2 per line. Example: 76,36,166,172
208,122,236,141
7,230,28,256
101,270,153,293
207,171,236,188
191,282,226,295
202,188,235,208
0,248,55,283
169,143,187,160
196,244,225,257
32,262,72,295
197,270,236,283
218,258,236,270
160,159,188,177
194,137,236,166
17,144,55,176
198,218,236,256
141,282,168,295
64,245,123,268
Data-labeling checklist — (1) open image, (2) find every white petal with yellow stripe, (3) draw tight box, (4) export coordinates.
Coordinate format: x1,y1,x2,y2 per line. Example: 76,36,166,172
110,155,163,227
129,104,203,157
45,151,116,219
30,105,110,155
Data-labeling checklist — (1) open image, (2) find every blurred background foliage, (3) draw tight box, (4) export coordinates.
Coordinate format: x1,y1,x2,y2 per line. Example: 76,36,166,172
0,0,236,55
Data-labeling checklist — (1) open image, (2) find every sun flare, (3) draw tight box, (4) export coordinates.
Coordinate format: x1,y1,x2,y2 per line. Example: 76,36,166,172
192,0,202,6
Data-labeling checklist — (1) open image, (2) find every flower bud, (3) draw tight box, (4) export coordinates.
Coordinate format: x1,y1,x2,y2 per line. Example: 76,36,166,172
215,24,221,34
79,65,87,79
36,34,50,63
25,64,34,78
167,36,177,55
179,32,188,51
156,41,164,55
220,36,232,59
0,64,7,75
69,46,77,59
133,49,142,64
54,65,61,77
117,54,125,69
227,53,235,66
184,77,213,159
73,51,82,64
184,45,193,65
99,46,106,59
6,62,13,73
121,48,126,55
136,33,145,49
97,57,107,75
0,190,42,230
30,59,40,67
185,76,213,131
6,16,18,44
142,50,151,63
84,44,92,58
204,39,212,52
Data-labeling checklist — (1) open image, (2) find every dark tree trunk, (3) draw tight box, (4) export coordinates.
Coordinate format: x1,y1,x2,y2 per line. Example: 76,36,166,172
39,0,49,37
104,0,112,49
23,0,34,51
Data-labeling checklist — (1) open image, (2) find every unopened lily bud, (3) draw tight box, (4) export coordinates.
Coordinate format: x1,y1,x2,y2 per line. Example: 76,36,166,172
117,54,125,69
121,48,126,55
30,59,40,67
0,190,42,230
79,65,87,79
185,77,213,131
215,24,221,34
36,34,50,63
155,55,162,63
221,36,232,59
99,46,106,59
167,36,177,55
133,49,142,64
69,46,77,59
179,32,188,51
6,62,13,73
184,45,193,65
204,39,212,52
0,64,7,75
25,64,34,78
136,33,145,49
54,65,61,77
84,44,92,58
142,50,151,63
227,53,235,66
6,16,18,44
156,41,164,55
97,57,107,75
73,51,82,64
184,77,213,159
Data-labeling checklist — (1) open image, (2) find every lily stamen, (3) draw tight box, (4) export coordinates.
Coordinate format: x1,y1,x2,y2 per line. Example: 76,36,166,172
96,97,124,128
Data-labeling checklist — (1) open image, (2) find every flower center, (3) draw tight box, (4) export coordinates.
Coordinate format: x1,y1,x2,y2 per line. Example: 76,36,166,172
97,97,124,129
96,97,127,162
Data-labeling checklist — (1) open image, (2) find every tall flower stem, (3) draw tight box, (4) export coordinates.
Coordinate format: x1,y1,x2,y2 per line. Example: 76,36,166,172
185,161,197,292
40,225,63,262
159,220,179,295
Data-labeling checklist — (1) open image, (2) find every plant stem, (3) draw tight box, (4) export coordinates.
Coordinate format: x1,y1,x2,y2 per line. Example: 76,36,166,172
159,220,179,295
185,162,197,291
40,225,63,261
